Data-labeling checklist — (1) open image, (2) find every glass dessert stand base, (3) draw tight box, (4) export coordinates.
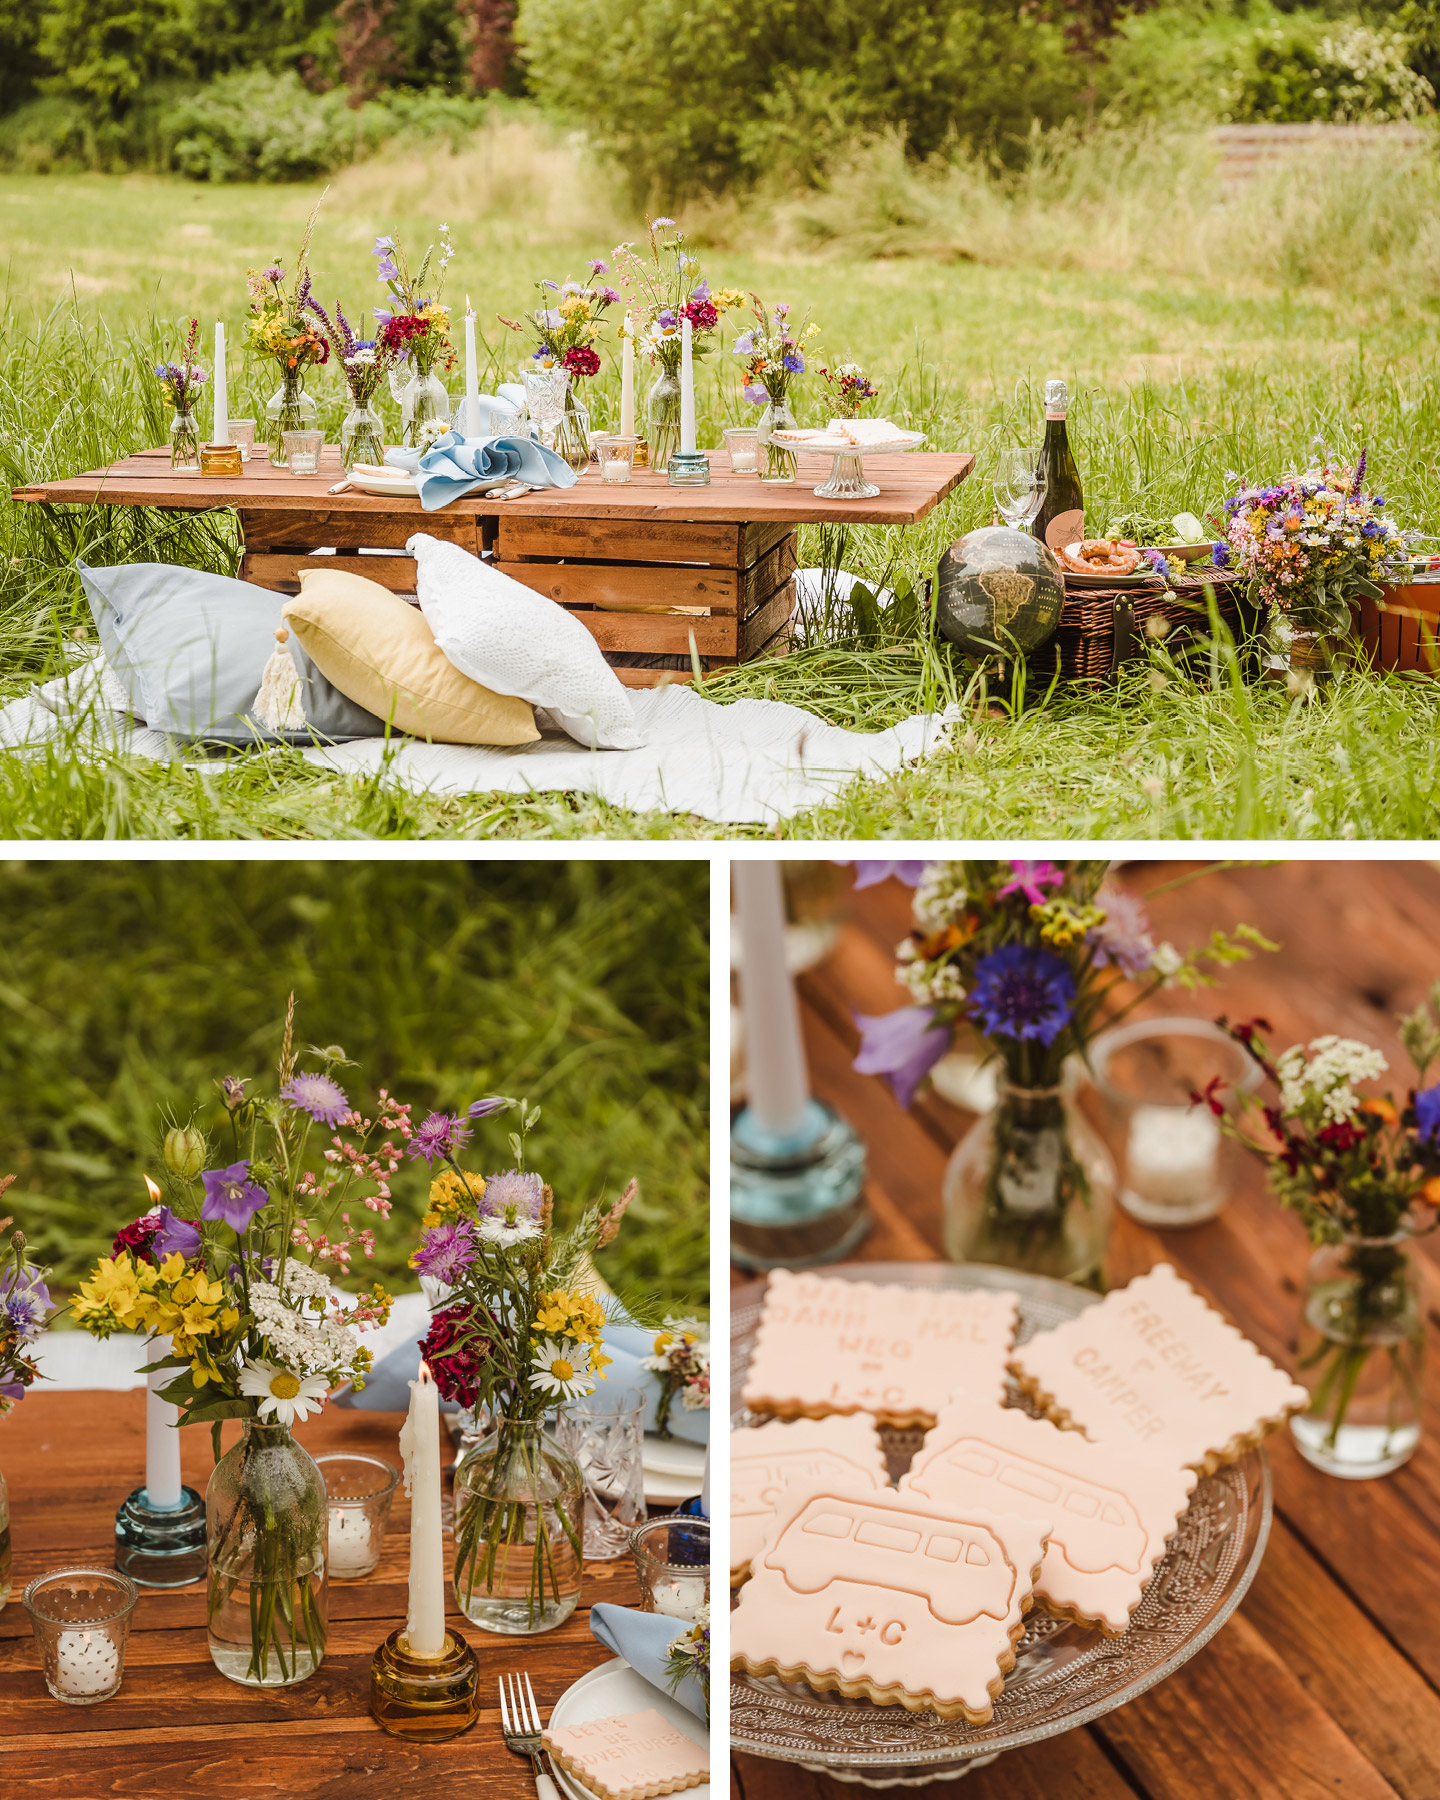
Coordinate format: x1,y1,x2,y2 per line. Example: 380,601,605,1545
730,1262,1272,1786
775,430,927,503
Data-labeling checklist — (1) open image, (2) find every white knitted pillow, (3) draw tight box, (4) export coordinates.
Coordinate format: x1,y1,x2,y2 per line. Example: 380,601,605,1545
410,533,642,750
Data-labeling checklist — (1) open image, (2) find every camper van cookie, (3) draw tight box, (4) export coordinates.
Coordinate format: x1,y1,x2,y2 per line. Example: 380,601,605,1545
729,1480,1049,1724
541,1709,709,1800
742,1269,1020,1429
1010,1263,1309,1475
731,1414,890,1586
901,1398,1196,1633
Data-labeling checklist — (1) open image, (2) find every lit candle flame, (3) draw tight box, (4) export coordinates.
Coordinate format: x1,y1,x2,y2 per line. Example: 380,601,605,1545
465,294,473,316
144,1175,163,1206
418,1360,433,1384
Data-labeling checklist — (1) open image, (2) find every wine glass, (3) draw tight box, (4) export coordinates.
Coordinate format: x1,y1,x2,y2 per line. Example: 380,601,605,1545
994,448,1046,529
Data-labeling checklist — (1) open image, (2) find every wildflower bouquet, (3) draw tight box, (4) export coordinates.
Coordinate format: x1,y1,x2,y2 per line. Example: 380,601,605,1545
0,1186,50,1419
245,197,330,467
499,264,622,389
1219,452,1416,652
734,299,820,409
404,1098,643,1630
155,318,207,417
642,1316,710,1438
304,296,401,469
819,361,879,418
71,1001,398,1685
611,219,742,376
663,1605,710,1721
1204,1003,1440,1466
373,224,455,381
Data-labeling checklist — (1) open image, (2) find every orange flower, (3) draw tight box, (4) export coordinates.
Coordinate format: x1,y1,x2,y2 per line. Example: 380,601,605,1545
1423,1175,1440,1206
1359,1097,1398,1124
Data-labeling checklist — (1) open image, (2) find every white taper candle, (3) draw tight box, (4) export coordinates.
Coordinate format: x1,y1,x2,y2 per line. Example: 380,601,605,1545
399,1362,447,1658
144,1332,184,1510
679,316,696,455
464,299,480,436
620,315,635,439
733,861,811,1138
212,323,228,446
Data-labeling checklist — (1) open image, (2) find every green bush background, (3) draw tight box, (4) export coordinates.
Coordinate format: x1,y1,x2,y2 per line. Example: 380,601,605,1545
0,859,709,1309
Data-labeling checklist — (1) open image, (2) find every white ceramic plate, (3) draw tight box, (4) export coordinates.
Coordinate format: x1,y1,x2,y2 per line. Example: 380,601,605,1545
644,1432,707,1504
545,1656,711,1800
347,471,419,497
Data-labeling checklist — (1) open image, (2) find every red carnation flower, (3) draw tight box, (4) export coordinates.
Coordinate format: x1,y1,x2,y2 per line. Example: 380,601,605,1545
561,344,601,382
418,1303,493,1410
1318,1119,1364,1153
112,1214,162,1262
682,298,718,333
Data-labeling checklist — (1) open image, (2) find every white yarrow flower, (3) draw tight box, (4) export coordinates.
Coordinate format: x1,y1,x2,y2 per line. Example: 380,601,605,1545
239,1358,329,1426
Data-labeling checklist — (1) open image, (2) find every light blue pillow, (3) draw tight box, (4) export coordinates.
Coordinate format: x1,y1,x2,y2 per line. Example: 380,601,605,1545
77,561,386,745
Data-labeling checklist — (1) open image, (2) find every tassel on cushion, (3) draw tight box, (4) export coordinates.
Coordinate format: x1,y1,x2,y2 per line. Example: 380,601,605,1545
252,626,306,732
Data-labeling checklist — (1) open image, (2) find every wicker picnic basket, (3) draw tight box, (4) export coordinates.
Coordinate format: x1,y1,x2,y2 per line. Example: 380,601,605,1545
1027,568,1254,685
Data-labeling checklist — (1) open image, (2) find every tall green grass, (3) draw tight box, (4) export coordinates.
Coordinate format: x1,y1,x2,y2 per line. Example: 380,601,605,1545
0,860,709,1301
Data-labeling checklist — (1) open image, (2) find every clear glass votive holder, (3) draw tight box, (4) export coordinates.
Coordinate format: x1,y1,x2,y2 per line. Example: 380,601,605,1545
315,1453,400,1580
226,419,257,463
1091,1016,1261,1228
597,434,638,484
723,427,760,475
22,1566,138,1705
282,428,325,476
630,1516,709,1620
557,1384,647,1560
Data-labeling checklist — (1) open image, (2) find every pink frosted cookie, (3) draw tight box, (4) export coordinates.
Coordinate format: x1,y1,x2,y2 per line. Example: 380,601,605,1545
741,1269,1020,1428
729,1480,1049,1723
731,1414,890,1586
542,1709,709,1800
901,1397,1196,1633
1010,1262,1309,1475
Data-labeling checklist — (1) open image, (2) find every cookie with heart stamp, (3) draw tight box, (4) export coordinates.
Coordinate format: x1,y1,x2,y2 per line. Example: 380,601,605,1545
729,1480,1050,1724
731,1413,891,1586
741,1269,1020,1429
1009,1262,1309,1476
900,1397,1197,1634
542,1708,709,1800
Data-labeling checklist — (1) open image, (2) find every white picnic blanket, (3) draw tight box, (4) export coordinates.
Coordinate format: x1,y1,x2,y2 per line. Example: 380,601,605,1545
0,678,956,826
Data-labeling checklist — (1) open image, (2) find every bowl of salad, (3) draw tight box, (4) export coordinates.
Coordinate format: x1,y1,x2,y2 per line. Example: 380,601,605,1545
1104,510,1219,563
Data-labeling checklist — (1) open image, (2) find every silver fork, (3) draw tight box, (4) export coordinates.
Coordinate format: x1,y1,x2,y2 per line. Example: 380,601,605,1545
498,1670,561,1800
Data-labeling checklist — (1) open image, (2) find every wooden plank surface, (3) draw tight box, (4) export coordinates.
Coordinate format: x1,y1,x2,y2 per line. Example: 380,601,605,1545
731,861,1440,1800
13,445,974,528
0,1391,648,1797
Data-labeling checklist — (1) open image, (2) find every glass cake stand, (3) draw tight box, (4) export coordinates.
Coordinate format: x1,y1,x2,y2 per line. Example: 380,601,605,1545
730,1261,1273,1786
771,429,927,500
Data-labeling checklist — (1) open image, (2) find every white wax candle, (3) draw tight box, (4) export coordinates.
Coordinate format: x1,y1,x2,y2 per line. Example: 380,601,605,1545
327,1508,376,1576
55,1629,120,1697
620,315,635,439
463,301,480,436
679,316,696,455
700,1441,709,1518
144,1331,183,1511
212,323,228,446
1128,1105,1221,1207
733,862,811,1138
398,1362,447,1658
652,1575,707,1620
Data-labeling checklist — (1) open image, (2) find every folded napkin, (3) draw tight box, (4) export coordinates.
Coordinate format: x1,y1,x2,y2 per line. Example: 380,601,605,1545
590,1603,708,1723
386,431,577,510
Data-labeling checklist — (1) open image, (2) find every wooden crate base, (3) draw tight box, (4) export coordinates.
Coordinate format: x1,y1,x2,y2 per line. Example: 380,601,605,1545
1354,582,1440,673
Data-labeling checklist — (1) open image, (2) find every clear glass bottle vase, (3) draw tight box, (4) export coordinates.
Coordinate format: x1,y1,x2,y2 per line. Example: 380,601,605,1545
648,363,682,472
341,401,385,472
170,410,201,473
554,391,592,474
403,368,451,447
205,1420,328,1686
1292,1231,1424,1478
452,1418,584,1636
942,1078,1115,1288
265,369,317,468
757,394,798,484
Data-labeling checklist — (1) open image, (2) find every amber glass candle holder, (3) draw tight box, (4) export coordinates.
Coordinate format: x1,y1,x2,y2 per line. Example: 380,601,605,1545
370,1626,480,1741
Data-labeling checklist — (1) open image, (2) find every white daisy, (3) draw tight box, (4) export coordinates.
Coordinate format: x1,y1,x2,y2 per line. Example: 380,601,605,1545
529,1339,595,1401
478,1215,543,1247
239,1358,330,1426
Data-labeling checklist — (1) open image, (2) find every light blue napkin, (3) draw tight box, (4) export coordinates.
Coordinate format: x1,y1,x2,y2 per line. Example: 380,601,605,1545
385,430,577,510
590,1603,708,1723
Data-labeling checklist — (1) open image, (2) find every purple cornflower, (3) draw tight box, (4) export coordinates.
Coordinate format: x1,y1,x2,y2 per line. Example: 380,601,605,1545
969,945,1075,1046
263,264,284,283
1,1269,49,1343
479,1169,545,1221
200,1162,269,1232
781,351,804,374
1415,1084,1440,1143
588,258,609,276
598,286,622,305
1088,887,1156,976
407,1112,473,1166
853,1006,950,1111
154,1207,201,1261
998,861,1066,907
838,860,929,889
280,1072,351,1126
1212,541,1232,567
467,1097,510,1120
413,1219,479,1284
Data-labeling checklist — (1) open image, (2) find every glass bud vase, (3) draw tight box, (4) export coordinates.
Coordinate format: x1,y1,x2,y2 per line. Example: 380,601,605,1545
1292,1232,1424,1479
648,364,682,472
170,410,201,473
403,368,451,448
341,402,386,472
452,1419,584,1636
942,1079,1115,1289
757,396,798,485
206,1420,328,1686
0,1462,10,1610
265,370,317,468
554,392,592,475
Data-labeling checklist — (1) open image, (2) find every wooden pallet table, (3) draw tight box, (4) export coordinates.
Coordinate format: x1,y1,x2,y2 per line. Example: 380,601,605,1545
732,860,1440,1800
0,1392,661,1798
12,445,973,688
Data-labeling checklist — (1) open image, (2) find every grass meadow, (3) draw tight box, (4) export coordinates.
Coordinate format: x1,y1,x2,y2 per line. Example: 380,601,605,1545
0,859,709,1307
3,115,1440,839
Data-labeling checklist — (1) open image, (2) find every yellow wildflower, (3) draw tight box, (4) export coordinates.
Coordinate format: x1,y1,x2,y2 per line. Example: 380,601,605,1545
1031,899,1104,948
424,1169,486,1227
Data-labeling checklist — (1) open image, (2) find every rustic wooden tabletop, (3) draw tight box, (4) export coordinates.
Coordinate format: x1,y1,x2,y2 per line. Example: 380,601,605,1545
0,1392,651,1797
730,859,1440,1800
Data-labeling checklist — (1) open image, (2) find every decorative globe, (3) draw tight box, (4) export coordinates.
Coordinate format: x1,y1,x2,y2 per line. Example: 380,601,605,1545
935,526,1065,656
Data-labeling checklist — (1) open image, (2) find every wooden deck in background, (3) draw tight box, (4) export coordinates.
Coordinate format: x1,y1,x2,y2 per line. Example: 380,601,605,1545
0,1393,647,1797
731,860,1440,1800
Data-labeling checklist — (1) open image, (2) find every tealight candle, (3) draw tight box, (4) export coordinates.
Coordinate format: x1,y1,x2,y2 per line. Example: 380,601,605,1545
651,1576,708,1620
55,1629,121,1699
1127,1104,1221,1212
328,1509,377,1577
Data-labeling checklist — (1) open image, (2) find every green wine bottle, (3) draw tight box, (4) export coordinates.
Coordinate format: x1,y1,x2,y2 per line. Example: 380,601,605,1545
1032,378,1085,554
